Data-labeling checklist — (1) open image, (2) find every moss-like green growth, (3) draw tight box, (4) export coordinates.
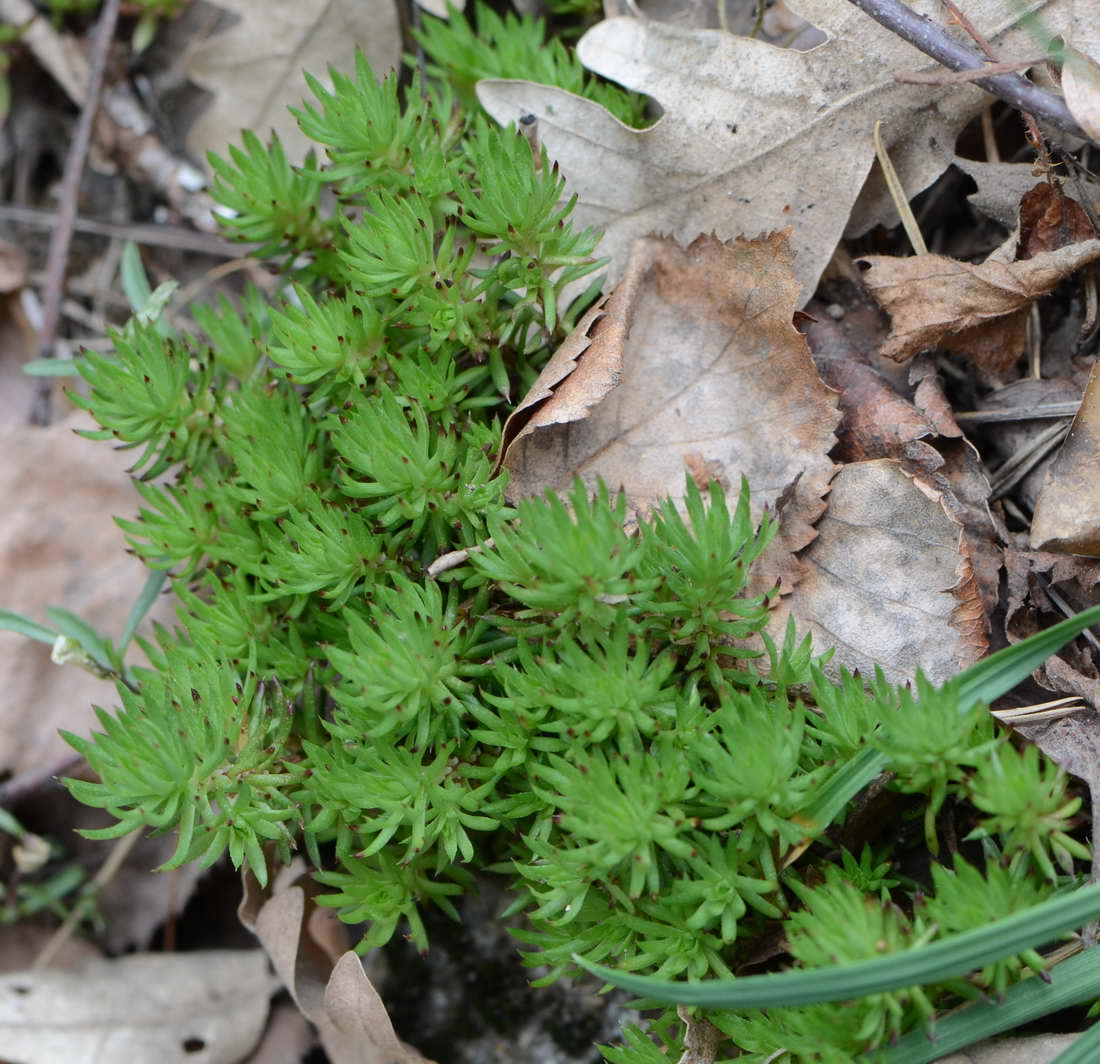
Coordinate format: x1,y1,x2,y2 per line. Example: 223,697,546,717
59,29,1091,1064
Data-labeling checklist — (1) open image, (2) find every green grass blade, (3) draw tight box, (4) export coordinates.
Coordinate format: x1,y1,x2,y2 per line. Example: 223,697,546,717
954,604,1100,710
118,569,168,654
21,358,80,377
802,605,1100,834
0,608,57,644
879,948,1100,1063
573,882,1100,1007
119,240,152,312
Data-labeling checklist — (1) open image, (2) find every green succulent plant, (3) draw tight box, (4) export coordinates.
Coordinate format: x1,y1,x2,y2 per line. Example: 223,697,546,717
9,19,1100,1064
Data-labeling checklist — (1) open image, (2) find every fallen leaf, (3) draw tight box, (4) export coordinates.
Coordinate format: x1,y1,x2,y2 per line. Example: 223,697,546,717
0,923,101,975
0,950,273,1064
1031,359,1100,555
501,232,840,595
186,0,402,165
0,412,176,781
802,313,1003,615
477,0,1070,304
240,866,430,1064
414,0,464,18
802,301,941,467
242,1000,316,1064
1018,183,1098,258
766,459,987,686
950,156,1085,231
858,239,1100,375
1063,0,1100,144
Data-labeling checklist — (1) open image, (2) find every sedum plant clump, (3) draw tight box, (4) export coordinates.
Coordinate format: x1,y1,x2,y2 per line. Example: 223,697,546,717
54,18,1097,1064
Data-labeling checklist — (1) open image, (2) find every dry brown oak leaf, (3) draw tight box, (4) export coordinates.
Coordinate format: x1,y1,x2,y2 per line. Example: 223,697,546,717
500,230,840,597
186,0,401,166
477,0,1070,306
859,237,1100,376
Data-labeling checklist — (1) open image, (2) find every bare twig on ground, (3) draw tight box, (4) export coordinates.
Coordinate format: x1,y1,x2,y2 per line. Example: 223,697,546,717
896,56,1047,84
843,0,1094,144
31,0,122,427
32,828,140,969
0,204,241,257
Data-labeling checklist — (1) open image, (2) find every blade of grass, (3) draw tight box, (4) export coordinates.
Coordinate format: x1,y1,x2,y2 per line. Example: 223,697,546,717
44,607,114,672
0,608,57,645
879,948,1100,1063
118,568,168,655
573,881,1100,1007
803,605,1100,833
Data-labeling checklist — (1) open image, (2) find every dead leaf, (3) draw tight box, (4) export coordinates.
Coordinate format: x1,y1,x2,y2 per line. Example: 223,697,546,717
766,459,987,686
241,867,430,1064
802,302,941,467
951,156,1098,231
0,923,101,975
186,0,402,165
477,0,1070,305
0,950,273,1064
1063,37,1100,144
1018,182,1099,257
858,239,1100,375
414,0,464,18
1031,359,1100,555
242,1000,317,1064
501,232,840,595
0,412,176,781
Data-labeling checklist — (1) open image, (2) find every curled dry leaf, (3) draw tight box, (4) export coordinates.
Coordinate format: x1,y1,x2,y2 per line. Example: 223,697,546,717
0,951,273,1064
186,0,402,166
501,231,840,595
1031,359,1100,555
766,459,987,686
1018,182,1099,258
477,0,1070,304
239,866,431,1064
858,238,1100,375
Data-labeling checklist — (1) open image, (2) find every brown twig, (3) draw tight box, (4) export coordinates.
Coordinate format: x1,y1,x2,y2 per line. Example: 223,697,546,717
895,56,1047,85
0,203,242,257
842,0,1093,144
30,0,122,427
938,0,1050,172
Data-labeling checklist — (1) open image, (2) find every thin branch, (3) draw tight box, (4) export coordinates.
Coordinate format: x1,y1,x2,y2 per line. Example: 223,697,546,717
0,203,242,257
843,0,1093,145
30,0,122,427
896,56,1047,85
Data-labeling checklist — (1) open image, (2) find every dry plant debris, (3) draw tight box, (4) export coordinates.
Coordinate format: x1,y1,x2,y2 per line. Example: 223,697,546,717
4,0,1100,1060
502,232,840,596
238,865,431,1064
477,0,1073,304
858,232,1100,376
0,950,274,1063
185,0,402,165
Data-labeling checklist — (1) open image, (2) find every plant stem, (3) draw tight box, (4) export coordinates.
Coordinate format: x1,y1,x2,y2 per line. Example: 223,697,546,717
842,0,1093,145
